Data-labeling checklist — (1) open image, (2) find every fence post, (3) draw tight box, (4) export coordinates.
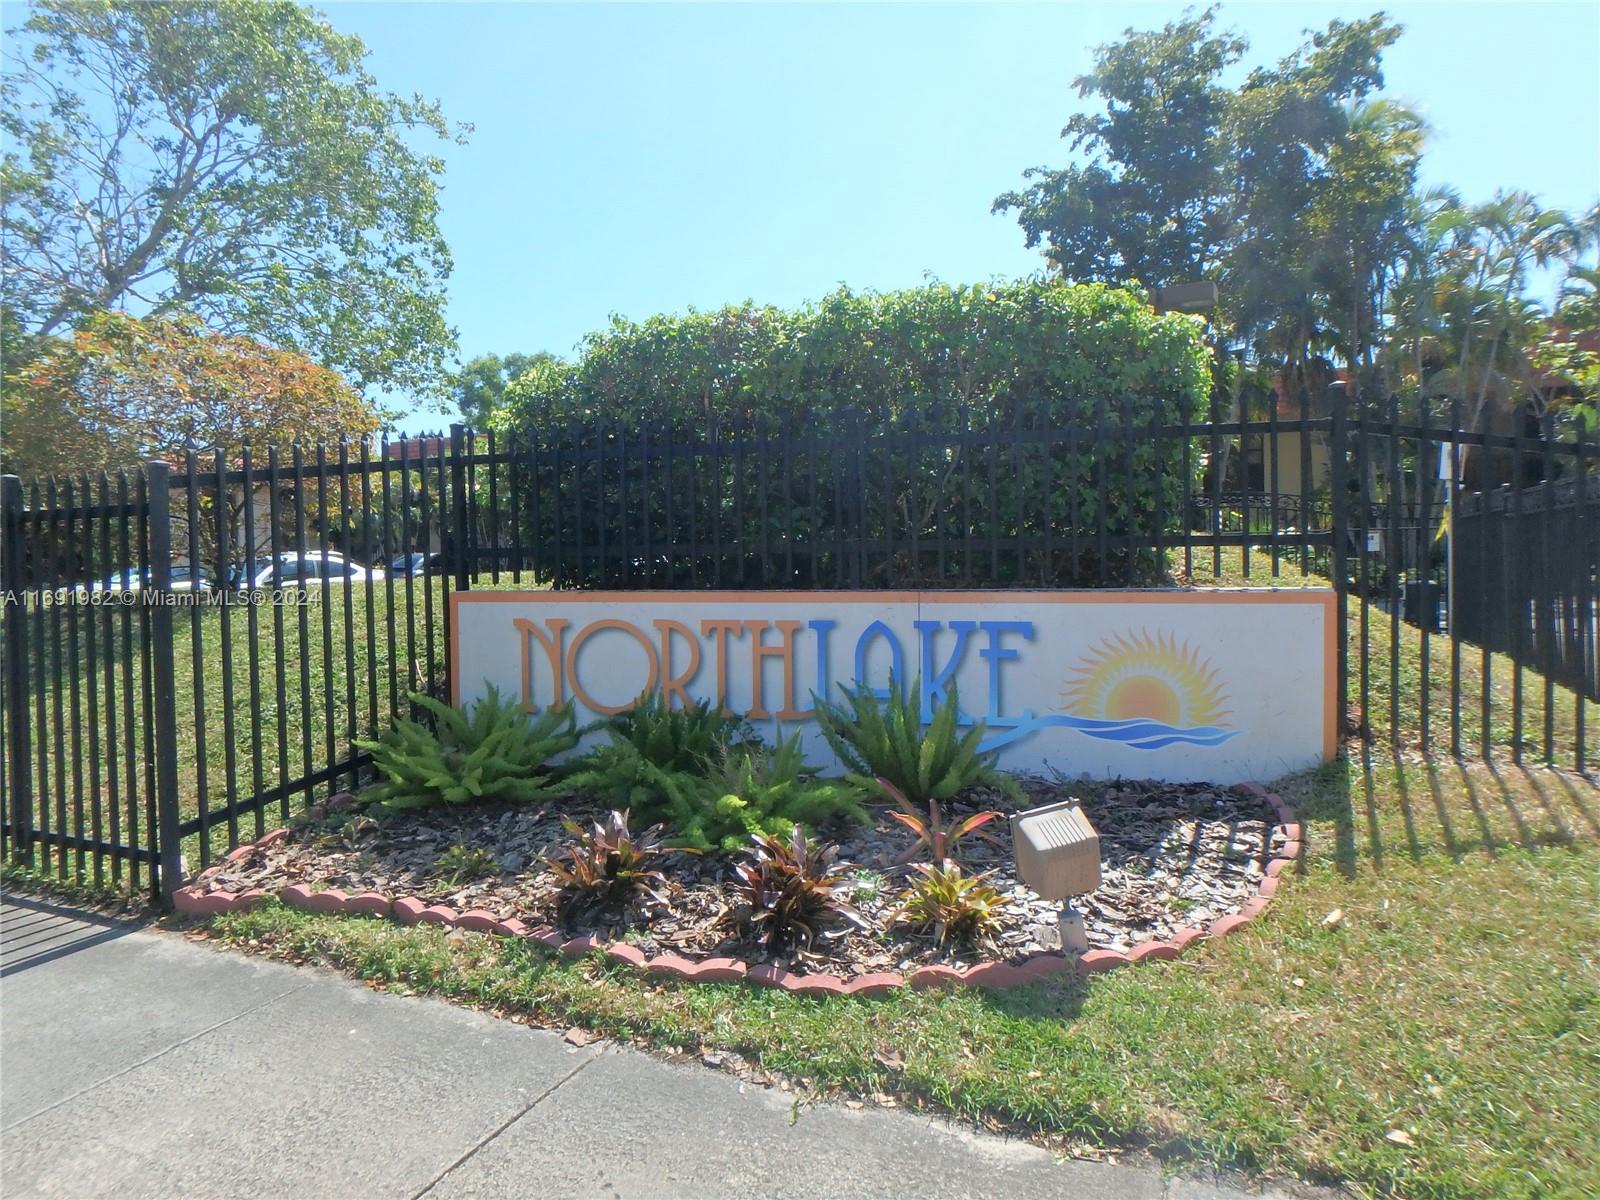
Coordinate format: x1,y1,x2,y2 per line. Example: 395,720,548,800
1,474,34,863
1328,392,1350,745
145,462,185,904
846,408,865,588
449,423,470,592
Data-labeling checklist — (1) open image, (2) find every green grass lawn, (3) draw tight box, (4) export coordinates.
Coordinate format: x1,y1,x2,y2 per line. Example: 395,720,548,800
194,754,1598,1199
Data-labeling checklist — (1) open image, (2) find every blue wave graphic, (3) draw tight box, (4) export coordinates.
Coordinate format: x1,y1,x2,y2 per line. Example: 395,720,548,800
978,714,1240,753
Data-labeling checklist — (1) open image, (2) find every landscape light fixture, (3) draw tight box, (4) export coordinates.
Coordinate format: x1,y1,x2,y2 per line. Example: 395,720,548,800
1009,799,1101,954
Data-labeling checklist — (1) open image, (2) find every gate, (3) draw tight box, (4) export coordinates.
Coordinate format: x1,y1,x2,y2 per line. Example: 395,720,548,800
1,444,459,902
0,468,179,898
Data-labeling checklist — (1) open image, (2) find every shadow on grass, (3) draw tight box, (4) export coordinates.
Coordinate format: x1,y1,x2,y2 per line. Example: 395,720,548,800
970,972,1092,1025
1286,742,1596,880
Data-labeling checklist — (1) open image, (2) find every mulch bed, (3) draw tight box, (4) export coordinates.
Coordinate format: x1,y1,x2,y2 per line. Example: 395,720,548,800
188,777,1287,979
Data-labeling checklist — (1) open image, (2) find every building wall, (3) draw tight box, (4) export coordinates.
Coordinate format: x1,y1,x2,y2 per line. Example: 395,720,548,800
1261,430,1332,502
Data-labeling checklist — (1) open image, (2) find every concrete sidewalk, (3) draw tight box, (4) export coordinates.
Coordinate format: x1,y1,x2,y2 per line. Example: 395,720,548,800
1,898,1318,1200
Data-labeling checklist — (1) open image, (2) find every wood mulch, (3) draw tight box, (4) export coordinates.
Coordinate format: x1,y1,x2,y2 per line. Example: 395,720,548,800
192,777,1287,977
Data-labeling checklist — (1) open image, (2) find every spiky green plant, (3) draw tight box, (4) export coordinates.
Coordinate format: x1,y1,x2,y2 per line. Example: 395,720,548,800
562,695,745,819
892,861,1004,946
354,686,578,810
708,730,870,838
567,718,868,853
607,693,751,773
813,676,1023,808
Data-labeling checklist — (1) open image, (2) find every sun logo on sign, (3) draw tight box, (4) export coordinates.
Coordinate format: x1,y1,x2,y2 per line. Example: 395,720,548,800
1059,630,1233,748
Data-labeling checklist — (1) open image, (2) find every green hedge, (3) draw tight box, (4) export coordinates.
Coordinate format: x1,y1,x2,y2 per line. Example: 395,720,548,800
492,280,1212,588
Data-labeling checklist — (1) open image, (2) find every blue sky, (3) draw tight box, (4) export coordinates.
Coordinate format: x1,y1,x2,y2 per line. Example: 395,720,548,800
322,2,1600,432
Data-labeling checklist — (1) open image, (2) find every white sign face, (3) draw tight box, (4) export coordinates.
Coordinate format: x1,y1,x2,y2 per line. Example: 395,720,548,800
451,590,1336,784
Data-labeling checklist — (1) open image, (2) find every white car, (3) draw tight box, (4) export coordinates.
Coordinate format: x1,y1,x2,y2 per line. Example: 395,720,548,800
83,565,209,594
236,552,386,588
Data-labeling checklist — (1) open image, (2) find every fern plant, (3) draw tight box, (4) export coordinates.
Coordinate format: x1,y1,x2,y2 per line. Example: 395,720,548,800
355,686,578,810
630,767,762,854
564,695,744,807
609,693,751,773
567,718,868,853
813,676,1022,808
708,730,870,841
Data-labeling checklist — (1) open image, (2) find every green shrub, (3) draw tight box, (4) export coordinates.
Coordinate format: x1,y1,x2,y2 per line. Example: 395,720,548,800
493,280,1212,587
594,693,751,780
565,702,869,853
355,687,578,809
710,731,871,839
813,677,1022,809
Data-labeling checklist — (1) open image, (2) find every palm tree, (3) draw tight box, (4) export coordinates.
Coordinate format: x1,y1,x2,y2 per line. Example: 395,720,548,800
1450,192,1578,435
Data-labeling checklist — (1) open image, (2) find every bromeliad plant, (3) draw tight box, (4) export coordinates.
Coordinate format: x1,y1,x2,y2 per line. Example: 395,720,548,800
731,827,867,954
356,687,578,810
880,779,1002,867
543,809,673,923
813,676,1022,809
892,861,1005,947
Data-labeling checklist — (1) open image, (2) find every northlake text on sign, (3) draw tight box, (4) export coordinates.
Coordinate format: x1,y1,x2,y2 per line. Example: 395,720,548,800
451,591,1336,785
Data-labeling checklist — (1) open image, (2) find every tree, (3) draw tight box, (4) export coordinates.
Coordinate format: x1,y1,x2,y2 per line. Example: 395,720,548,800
1534,201,1600,427
453,352,557,428
1389,192,1583,431
1223,17,1417,409
1,309,381,477
992,6,1244,289
1,0,465,397
3,308,384,576
994,11,1422,410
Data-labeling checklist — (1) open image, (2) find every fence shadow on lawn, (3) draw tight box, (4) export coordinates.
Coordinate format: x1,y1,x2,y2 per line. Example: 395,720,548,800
1275,745,1597,886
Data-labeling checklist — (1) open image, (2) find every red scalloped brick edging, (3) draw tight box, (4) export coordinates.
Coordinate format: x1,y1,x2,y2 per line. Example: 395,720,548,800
173,785,1302,995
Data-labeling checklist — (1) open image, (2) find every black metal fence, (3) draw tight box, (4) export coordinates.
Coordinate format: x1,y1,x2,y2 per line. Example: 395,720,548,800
1454,471,1600,702
1,400,1595,901
1,442,457,899
450,406,1337,590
